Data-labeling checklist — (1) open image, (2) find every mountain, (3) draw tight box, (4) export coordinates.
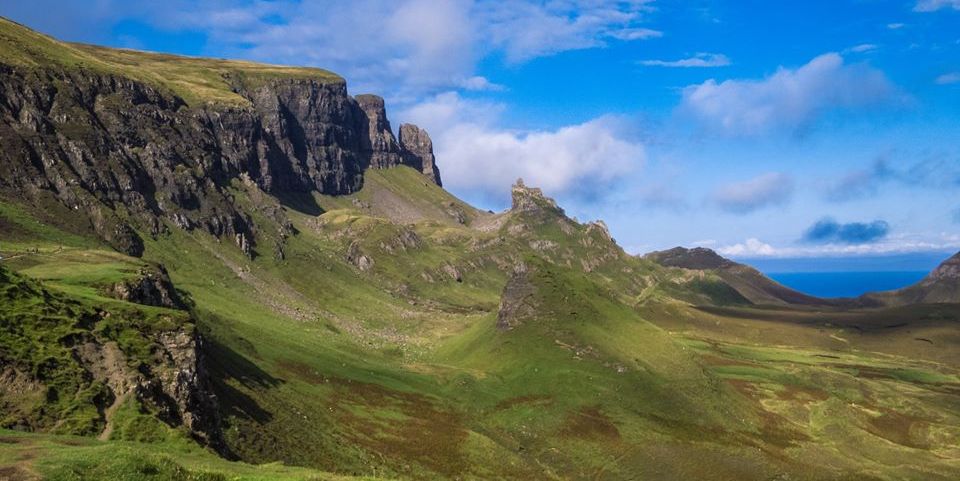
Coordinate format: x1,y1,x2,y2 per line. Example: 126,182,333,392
862,251,960,306
2,18,960,481
644,246,832,306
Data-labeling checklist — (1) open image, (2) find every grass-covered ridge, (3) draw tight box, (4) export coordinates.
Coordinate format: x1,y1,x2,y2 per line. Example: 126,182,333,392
0,16,342,106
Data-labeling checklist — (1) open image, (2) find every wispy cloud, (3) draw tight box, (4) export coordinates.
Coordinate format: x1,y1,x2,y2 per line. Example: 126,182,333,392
887,22,906,29
399,92,645,203
936,72,960,85
914,0,960,12
846,43,878,53
639,52,730,68
803,218,890,244
679,53,895,136
825,154,960,202
711,172,794,213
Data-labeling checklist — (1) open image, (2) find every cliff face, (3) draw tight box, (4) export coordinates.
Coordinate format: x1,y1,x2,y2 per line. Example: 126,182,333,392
0,65,440,257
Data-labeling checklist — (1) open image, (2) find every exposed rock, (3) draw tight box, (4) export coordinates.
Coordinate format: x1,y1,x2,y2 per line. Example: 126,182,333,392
442,264,463,282
496,264,537,330
152,330,222,448
399,123,442,186
347,241,374,271
105,264,184,309
510,178,564,216
356,94,405,169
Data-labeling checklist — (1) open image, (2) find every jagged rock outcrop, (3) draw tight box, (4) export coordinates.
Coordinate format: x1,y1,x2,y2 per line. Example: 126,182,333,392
105,264,185,309
356,94,405,169
510,178,564,215
399,123,442,186
496,263,537,330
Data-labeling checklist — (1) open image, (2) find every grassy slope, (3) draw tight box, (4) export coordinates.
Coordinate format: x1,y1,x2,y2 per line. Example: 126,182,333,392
0,16,341,106
3,167,960,479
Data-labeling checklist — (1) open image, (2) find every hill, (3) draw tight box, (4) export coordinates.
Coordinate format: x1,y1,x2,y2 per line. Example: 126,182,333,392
1,18,960,481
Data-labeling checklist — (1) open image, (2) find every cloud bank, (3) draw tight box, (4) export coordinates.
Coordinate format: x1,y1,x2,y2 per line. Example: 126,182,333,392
914,0,960,12
680,53,894,136
400,93,645,203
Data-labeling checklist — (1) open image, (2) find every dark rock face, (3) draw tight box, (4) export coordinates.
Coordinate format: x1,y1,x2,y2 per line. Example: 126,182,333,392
105,265,184,309
356,94,405,169
510,178,564,216
0,67,440,257
496,264,537,330
399,123,442,186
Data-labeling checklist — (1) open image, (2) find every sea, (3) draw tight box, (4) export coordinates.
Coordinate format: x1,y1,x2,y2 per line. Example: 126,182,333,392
766,271,928,299
741,252,953,299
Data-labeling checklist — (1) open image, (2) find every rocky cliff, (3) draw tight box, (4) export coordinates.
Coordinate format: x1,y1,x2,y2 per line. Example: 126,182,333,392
0,25,440,258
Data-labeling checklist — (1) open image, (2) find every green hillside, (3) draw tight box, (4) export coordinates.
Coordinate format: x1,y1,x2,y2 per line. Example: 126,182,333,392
1,17,959,481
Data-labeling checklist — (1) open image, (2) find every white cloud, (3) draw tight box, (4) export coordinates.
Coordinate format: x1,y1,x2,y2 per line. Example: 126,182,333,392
711,172,794,213
936,72,960,85
846,43,878,53
718,238,777,257
481,0,658,63
399,92,645,201
639,52,731,68
887,22,905,29
459,76,506,91
679,53,895,136
914,0,960,12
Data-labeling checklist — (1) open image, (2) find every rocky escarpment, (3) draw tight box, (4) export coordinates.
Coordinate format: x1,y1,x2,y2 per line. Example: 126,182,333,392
0,64,440,258
496,263,537,330
104,264,185,309
0,265,221,447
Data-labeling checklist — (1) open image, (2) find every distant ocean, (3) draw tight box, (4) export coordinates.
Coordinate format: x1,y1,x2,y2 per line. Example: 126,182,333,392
767,271,928,299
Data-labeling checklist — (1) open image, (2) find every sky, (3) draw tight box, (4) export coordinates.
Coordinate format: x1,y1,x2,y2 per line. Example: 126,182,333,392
2,0,959,268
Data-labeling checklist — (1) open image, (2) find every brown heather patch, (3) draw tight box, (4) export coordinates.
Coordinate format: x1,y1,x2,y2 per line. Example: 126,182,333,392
325,376,468,478
725,380,811,453
0,466,33,481
775,384,830,405
864,408,929,449
699,353,755,367
558,406,621,441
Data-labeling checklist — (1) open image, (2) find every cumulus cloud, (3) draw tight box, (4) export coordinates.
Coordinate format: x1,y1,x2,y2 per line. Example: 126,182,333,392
679,53,895,136
639,52,731,68
717,238,776,257
914,0,960,12
399,92,645,202
936,72,960,85
803,218,890,244
711,173,794,213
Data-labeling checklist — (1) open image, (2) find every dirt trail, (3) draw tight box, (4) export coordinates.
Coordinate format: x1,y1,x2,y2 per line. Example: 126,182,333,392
98,389,132,441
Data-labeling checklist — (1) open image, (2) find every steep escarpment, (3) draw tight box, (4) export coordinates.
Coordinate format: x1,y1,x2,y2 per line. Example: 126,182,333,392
0,18,440,259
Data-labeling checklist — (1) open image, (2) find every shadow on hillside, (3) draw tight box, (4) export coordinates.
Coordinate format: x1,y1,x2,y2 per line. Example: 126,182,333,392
275,190,324,217
205,335,281,425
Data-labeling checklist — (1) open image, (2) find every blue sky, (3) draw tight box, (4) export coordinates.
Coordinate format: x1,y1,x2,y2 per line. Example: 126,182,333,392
2,0,959,267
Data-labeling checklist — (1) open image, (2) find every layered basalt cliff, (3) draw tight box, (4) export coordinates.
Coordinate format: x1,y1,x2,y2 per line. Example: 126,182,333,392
0,64,440,258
